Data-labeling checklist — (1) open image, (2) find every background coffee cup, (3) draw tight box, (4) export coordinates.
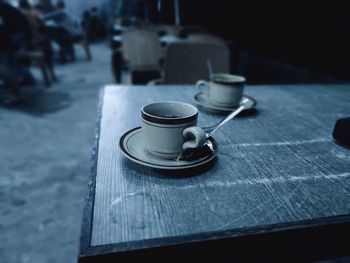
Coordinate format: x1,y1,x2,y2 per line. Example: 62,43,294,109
196,73,245,107
141,101,206,160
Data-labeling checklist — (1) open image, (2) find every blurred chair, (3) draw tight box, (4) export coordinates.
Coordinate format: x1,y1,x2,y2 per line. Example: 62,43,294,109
151,42,229,84
187,34,239,75
187,33,226,46
155,24,182,37
80,39,92,61
0,64,22,102
178,26,209,38
17,50,52,87
115,16,143,28
120,29,162,84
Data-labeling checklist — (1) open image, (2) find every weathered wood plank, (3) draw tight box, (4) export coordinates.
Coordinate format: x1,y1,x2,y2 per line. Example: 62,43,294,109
91,84,350,246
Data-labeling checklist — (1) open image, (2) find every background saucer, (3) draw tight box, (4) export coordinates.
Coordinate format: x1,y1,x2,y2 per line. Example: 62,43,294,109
194,92,255,112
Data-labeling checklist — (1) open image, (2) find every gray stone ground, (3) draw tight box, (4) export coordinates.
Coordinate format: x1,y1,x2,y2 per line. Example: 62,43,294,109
0,43,113,263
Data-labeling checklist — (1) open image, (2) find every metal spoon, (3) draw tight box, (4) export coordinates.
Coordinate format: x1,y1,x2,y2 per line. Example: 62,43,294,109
179,96,256,160
203,96,256,138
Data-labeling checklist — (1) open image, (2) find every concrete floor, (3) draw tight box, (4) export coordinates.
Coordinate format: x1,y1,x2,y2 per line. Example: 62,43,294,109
0,43,113,263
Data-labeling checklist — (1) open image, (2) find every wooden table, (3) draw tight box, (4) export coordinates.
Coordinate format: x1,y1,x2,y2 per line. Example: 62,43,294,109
79,84,350,262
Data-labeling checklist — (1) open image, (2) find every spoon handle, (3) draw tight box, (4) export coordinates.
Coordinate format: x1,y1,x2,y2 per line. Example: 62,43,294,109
205,105,245,138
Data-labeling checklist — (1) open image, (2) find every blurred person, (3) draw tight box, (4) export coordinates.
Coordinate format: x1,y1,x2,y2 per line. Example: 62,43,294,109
38,0,55,14
0,1,31,103
84,6,107,42
0,0,31,52
43,0,83,62
19,0,43,35
19,0,56,81
82,9,92,41
90,6,107,41
0,0,34,86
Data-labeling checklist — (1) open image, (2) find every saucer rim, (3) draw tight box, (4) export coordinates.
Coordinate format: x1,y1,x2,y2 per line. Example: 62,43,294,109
194,92,255,112
119,127,218,170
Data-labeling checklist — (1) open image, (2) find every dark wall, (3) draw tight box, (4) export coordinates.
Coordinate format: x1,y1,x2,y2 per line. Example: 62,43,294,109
177,0,350,79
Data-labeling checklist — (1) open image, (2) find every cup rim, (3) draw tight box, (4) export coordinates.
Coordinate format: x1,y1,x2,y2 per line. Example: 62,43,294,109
141,101,198,125
210,73,246,85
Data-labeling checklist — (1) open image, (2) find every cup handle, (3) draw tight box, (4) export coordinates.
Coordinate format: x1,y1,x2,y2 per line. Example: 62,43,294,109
182,126,207,150
196,80,209,93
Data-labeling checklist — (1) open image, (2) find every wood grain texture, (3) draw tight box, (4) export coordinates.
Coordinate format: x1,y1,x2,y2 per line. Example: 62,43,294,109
91,84,350,247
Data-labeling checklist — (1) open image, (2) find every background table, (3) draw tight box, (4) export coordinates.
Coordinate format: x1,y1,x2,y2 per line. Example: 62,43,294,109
79,84,350,262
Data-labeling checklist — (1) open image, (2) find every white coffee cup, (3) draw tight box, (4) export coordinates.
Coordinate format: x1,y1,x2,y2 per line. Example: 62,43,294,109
196,73,245,107
141,101,207,160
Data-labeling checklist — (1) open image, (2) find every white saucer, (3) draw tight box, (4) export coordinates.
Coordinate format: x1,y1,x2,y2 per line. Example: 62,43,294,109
119,127,218,170
194,92,256,112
